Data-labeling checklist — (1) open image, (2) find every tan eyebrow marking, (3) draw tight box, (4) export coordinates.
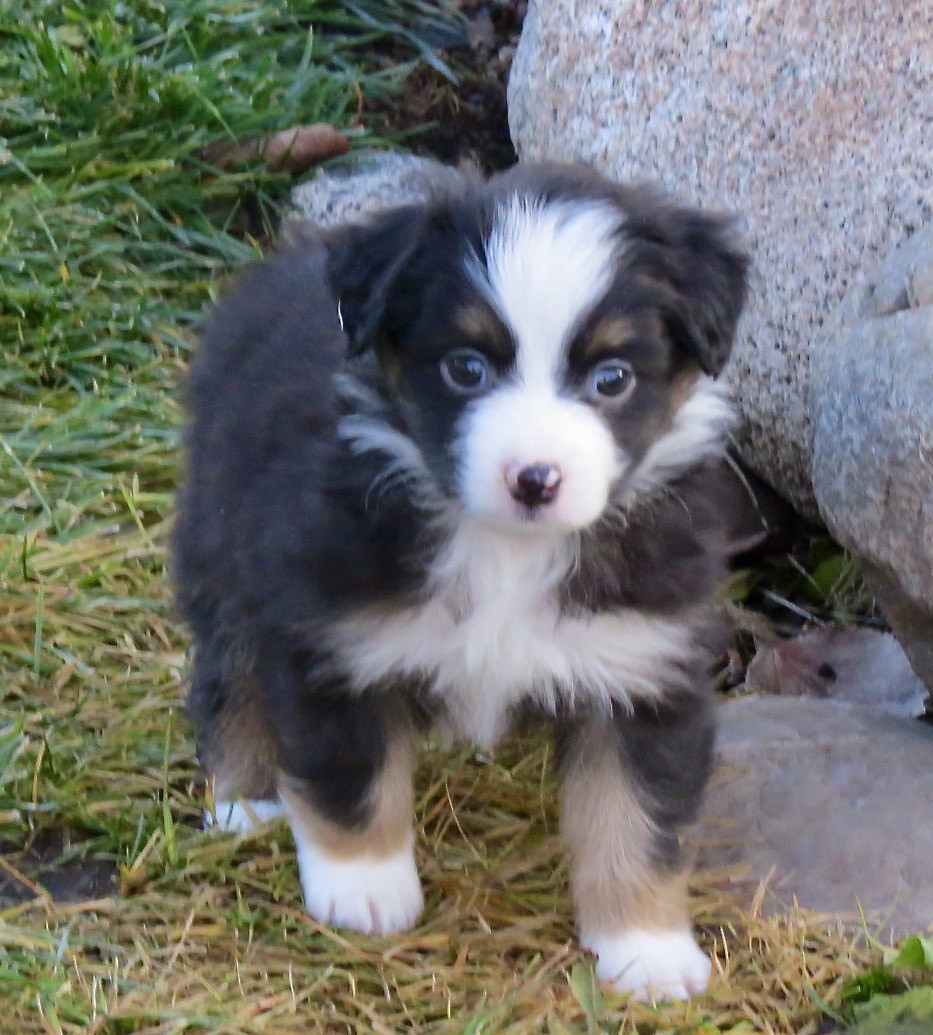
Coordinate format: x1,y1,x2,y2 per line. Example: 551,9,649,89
584,316,639,357
455,303,513,360
580,312,667,361
456,303,502,341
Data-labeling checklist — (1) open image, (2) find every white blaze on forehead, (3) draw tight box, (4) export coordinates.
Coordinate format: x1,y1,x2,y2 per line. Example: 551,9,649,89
471,195,623,386
458,195,625,530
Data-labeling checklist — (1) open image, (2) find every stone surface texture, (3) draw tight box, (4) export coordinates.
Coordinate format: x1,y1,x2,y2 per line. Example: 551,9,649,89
290,153,465,230
812,225,933,692
508,0,932,514
698,696,933,938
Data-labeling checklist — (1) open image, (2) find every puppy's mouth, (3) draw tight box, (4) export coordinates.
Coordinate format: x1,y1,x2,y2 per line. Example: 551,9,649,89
468,488,603,537
511,503,567,531
453,492,571,537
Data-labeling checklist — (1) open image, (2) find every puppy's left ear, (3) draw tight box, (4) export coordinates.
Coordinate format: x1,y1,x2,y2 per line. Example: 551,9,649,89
323,206,429,356
628,202,750,376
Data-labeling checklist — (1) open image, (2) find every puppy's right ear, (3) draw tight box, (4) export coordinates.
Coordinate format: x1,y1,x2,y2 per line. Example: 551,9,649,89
324,206,428,356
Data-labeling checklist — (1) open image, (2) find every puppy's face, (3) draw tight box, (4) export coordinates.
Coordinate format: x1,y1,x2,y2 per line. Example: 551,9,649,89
329,168,748,533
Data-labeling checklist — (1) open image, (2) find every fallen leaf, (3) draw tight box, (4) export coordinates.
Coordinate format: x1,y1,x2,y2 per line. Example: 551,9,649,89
262,124,350,174
849,986,933,1034
198,124,350,176
744,626,928,718
885,934,933,970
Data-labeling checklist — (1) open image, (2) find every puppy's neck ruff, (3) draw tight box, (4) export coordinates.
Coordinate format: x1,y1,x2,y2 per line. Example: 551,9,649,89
332,513,693,748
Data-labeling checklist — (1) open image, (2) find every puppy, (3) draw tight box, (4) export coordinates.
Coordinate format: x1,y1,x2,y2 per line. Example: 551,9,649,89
173,162,749,1001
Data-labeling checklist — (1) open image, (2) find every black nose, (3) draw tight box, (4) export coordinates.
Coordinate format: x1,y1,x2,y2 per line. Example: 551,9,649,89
508,464,562,508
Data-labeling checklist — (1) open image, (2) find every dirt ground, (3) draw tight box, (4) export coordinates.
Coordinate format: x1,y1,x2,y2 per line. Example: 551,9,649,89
371,0,523,171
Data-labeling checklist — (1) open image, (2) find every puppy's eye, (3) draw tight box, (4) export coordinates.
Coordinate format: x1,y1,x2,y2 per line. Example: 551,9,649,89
589,359,636,402
440,349,491,395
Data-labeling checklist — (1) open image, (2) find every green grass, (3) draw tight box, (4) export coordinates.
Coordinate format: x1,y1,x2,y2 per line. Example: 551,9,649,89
0,0,417,828
0,2,927,1032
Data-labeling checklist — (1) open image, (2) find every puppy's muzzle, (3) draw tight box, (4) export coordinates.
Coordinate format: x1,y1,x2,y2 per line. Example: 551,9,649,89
506,463,563,509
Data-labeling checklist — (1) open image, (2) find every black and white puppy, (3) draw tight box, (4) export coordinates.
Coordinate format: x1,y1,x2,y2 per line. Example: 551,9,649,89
173,163,749,1000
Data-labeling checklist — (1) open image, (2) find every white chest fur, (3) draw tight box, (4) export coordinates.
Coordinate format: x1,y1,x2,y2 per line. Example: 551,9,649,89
332,521,694,747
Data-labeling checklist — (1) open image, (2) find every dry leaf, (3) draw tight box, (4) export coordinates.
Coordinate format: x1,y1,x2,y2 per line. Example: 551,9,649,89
744,626,928,718
262,124,350,174
199,123,350,176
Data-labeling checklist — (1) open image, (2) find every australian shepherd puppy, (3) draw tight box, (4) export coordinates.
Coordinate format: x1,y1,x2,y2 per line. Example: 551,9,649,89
173,162,749,1001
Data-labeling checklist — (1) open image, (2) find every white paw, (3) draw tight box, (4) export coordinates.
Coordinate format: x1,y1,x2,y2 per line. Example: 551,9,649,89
582,928,712,1001
294,835,423,936
205,798,287,833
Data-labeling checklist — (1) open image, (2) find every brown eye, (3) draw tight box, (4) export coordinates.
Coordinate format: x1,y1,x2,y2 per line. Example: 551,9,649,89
440,349,491,395
589,359,636,402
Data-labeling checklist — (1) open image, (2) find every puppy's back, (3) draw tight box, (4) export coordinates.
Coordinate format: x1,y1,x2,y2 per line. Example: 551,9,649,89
173,241,345,640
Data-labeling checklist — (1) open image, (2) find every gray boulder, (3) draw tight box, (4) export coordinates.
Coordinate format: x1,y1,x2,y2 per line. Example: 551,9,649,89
698,696,933,939
812,227,933,691
508,0,932,515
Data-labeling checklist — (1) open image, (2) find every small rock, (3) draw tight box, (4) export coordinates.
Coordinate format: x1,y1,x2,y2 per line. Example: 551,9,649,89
745,627,928,719
497,44,516,67
697,696,933,939
289,153,466,231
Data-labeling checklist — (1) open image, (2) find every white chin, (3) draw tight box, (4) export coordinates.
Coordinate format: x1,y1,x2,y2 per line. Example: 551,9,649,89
471,505,586,535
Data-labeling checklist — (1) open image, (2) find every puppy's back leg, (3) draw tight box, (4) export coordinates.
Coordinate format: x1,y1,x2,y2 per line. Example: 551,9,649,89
558,695,714,1001
189,649,284,832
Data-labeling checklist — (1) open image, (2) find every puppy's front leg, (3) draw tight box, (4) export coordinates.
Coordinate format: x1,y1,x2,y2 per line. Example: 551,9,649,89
558,694,715,1001
268,656,422,936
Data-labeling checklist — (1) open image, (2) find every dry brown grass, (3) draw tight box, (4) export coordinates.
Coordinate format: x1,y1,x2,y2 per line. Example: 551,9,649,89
0,523,873,1033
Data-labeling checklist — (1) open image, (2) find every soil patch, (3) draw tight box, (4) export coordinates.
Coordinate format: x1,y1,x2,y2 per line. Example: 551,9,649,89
369,0,524,172
0,829,116,905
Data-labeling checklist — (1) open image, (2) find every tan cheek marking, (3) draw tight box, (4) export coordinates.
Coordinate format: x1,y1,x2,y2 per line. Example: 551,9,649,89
379,349,404,387
279,717,415,861
560,725,691,936
668,367,702,415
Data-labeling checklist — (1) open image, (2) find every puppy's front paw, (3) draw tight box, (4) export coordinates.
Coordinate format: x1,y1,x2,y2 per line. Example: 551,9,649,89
294,836,424,936
583,928,712,1001
205,798,286,833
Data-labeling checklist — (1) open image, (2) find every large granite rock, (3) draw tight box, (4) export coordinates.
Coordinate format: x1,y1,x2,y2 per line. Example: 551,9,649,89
509,0,932,515
698,696,933,938
812,227,933,691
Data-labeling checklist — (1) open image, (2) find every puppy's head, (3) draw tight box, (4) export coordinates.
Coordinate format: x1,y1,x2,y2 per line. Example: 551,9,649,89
327,164,749,533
